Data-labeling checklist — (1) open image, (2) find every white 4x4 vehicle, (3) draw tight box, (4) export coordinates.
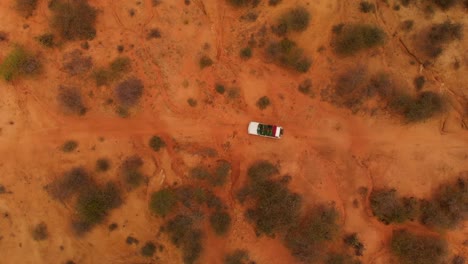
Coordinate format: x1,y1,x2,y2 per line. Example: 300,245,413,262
248,122,283,139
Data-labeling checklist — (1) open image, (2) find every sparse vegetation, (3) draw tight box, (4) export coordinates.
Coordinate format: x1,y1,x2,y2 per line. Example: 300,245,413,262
31,222,48,241
390,91,444,122
190,166,211,180
149,136,166,151
226,0,259,7
430,0,458,9
199,56,213,69
47,167,92,200
224,250,251,264
141,242,156,257
215,84,225,94
36,34,55,48
414,76,426,91
211,160,231,187
147,28,161,39
210,211,231,235
0,46,41,81
266,39,311,72
93,57,131,86
333,24,386,56
121,156,145,188
423,21,463,58
256,96,270,110
57,86,87,115
326,253,361,264
115,78,144,107
96,158,110,172
359,1,375,13
187,98,198,107
370,189,419,224
62,49,93,76
150,188,178,217
62,140,78,152
166,214,203,264
390,229,447,264
240,47,252,59
272,7,310,36
50,0,97,41
15,0,38,18
344,233,365,256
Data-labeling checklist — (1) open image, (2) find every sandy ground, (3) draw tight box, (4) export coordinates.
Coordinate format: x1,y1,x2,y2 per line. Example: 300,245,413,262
0,0,467,263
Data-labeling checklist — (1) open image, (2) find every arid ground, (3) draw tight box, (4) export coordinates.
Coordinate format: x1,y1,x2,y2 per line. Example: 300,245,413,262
0,0,467,263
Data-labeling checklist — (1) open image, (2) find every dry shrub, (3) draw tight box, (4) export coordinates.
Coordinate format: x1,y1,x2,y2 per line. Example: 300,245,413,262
57,86,87,115
370,189,419,224
31,222,48,241
0,46,41,81
326,253,361,264
266,39,311,73
391,229,447,264
256,96,270,110
47,167,92,200
211,160,231,187
62,49,92,76
226,0,259,7
422,21,463,58
149,135,166,151
224,250,251,264
199,56,213,69
96,158,110,172
210,211,231,235
150,188,178,217
141,242,156,257
93,57,131,86
115,78,144,107
332,24,386,56
50,0,97,41
62,140,78,152
389,91,444,122
166,214,203,264
15,0,38,18
121,155,145,188
272,7,310,36
36,33,55,48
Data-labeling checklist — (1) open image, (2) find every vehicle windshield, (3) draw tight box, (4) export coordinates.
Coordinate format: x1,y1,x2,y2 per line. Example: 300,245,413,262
257,124,276,137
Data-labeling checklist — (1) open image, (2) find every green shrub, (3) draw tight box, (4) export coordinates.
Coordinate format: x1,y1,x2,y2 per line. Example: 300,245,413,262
420,177,467,229
266,39,311,72
115,78,144,107
215,84,225,94
370,189,419,224
57,86,87,115
390,91,444,122
75,182,122,226
210,211,231,235
359,1,375,13
390,229,447,264
51,0,97,41
240,47,252,59
150,188,178,217
149,136,166,151
15,0,38,17
431,0,458,9
141,242,156,257
256,96,270,110
224,250,251,264
199,56,213,69
31,222,48,241
121,156,145,188
166,214,203,264
96,158,110,172
333,24,386,56
0,46,41,81
36,34,55,48
273,7,310,35
48,167,91,200
62,140,78,152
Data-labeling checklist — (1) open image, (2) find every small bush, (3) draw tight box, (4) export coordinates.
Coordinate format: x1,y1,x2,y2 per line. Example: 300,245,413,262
370,189,419,224
36,34,55,48
15,0,38,18
226,0,258,7
414,76,426,91
401,20,414,32
48,167,91,200
211,160,231,187
269,0,282,6
240,47,252,59
96,158,110,172
247,160,278,181
266,39,311,72
452,255,465,264
215,84,225,94
199,56,213,69
166,214,203,264
273,7,310,36
51,0,97,41
141,242,156,257
31,222,48,241
224,250,251,264
0,46,41,81
333,24,386,56
147,28,161,39
115,78,144,107
149,136,166,151
326,253,361,264
298,79,312,95
93,69,112,86
62,140,78,152
62,50,92,76
210,211,231,235
150,188,178,217
390,91,444,122
344,233,365,256
57,86,87,115
190,166,211,180
187,98,198,107
423,21,463,58
75,182,122,227
431,0,458,9
121,156,145,188
256,96,270,110
110,57,131,75
359,1,375,13
391,229,447,264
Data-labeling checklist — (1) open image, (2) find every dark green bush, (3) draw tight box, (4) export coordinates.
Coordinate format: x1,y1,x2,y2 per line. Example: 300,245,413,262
256,96,270,110
359,1,375,13
199,56,213,69
121,156,145,188
0,46,41,81
333,24,386,56
266,39,311,72
62,140,78,152
51,0,97,41
390,229,447,264
224,250,251,264
149,136,166,151
240,47,252,59
15,0,38,17
420,177,467,229
210,211,231,235
166,214,203,264
96,158,110,172
115,78,144,107
141,242,156,257
273,7,310,35
370,189,419,224
31,222,48,241
36,34,55,48
150,188,178,217
57,86,87,115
